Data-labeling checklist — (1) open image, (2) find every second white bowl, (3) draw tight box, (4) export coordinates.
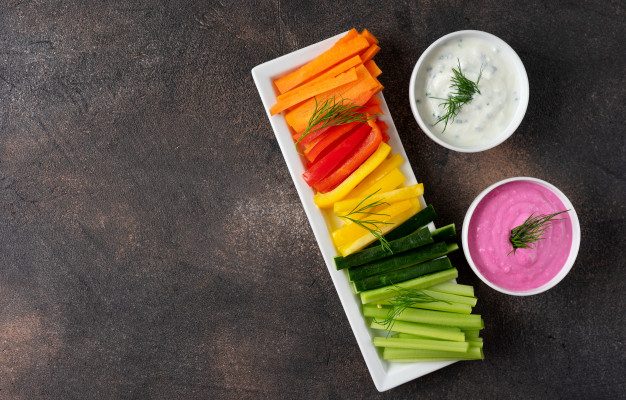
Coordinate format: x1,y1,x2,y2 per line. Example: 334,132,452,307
461,177,581,296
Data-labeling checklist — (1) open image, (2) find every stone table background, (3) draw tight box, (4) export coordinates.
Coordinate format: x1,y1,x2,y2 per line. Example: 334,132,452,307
0,1,624,399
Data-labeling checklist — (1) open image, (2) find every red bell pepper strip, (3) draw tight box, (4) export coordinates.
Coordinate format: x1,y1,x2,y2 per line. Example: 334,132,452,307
302,122,360,157
305,122,362,163
293,125,329,148
313,120,383,193
377,120,389,142
302,124,371,187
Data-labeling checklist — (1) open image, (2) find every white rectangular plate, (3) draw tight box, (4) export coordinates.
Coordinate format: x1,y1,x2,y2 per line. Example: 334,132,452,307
251,32,455,391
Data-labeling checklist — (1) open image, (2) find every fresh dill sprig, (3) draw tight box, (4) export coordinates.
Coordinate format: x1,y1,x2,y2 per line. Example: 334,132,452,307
373,286,449,332
430,59,483,133
297,96,373,145
509,210,569,254
339,190,393,254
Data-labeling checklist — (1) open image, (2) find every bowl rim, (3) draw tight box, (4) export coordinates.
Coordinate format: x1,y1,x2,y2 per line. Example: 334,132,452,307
408,30,530,153
461,177,581,296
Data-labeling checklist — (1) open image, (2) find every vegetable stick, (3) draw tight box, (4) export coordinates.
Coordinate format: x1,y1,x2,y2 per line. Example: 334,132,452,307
360,44,381,62
337,28,359,45
333,184,424,214
363,95,380,107
313,122,382,193
420,290,478,306
274,35,369,94
370,319,465,342
270,67,358,115
303,123,361,162
336,199,421,255
345,154,404,199
377,120,388,133
335,226,432,270
382,346,484,361
333,199,414,246
348,242,458,283
303,123,371,187
364,59,382,78
373,337,469,353
394,308,484,329
360,268,459,304
306,55,362,85
377,120,389,142
346,168,405,202
313,119,383,193
381,299,472,314
353,256,454,292
285,65,380,133
361,29,379,45
313,142,391,208
362,103,382,115
428,283,475,298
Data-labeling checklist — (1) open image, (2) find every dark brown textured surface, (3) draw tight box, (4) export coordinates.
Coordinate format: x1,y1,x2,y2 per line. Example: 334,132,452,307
0,1,624,399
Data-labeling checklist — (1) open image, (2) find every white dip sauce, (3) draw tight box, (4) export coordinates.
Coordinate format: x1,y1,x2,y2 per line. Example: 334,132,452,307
415,37,520,148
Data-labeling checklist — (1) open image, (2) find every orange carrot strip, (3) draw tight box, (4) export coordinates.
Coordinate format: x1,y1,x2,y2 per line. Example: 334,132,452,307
362,96,383,114
361,29,379,45
364,59,382,78
306,55,363,85
364,96,380,108
285,65,380,133
270,68,358,115
282,56,360,114
274,35,370,94
360,44,381,62
337,28,359,45
362,103,382,115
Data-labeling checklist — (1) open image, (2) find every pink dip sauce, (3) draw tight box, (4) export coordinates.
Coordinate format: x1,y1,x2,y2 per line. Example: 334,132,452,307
468,181,573,291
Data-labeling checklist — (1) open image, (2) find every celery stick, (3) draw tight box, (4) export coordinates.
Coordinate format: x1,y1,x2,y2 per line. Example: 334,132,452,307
362,305,390,319
463,330,481,339
422,289,477,306
396,333,484,348
428,282,475,297
383,346,484,361
370,319,465,342
378,299,472,314
373,337,469,353
360,268,458,304
396,308,484,329
396,332,429,340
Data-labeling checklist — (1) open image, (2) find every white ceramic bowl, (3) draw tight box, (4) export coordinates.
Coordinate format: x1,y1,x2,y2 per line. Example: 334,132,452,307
409,30,529,153
461,177,581,296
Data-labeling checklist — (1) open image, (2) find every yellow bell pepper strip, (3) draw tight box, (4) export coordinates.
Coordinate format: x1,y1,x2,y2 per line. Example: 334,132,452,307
333,183,424,214
346,154,404,199
344,167,405,202
332,199,413,248
335,198,421,256
313,142,391,208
